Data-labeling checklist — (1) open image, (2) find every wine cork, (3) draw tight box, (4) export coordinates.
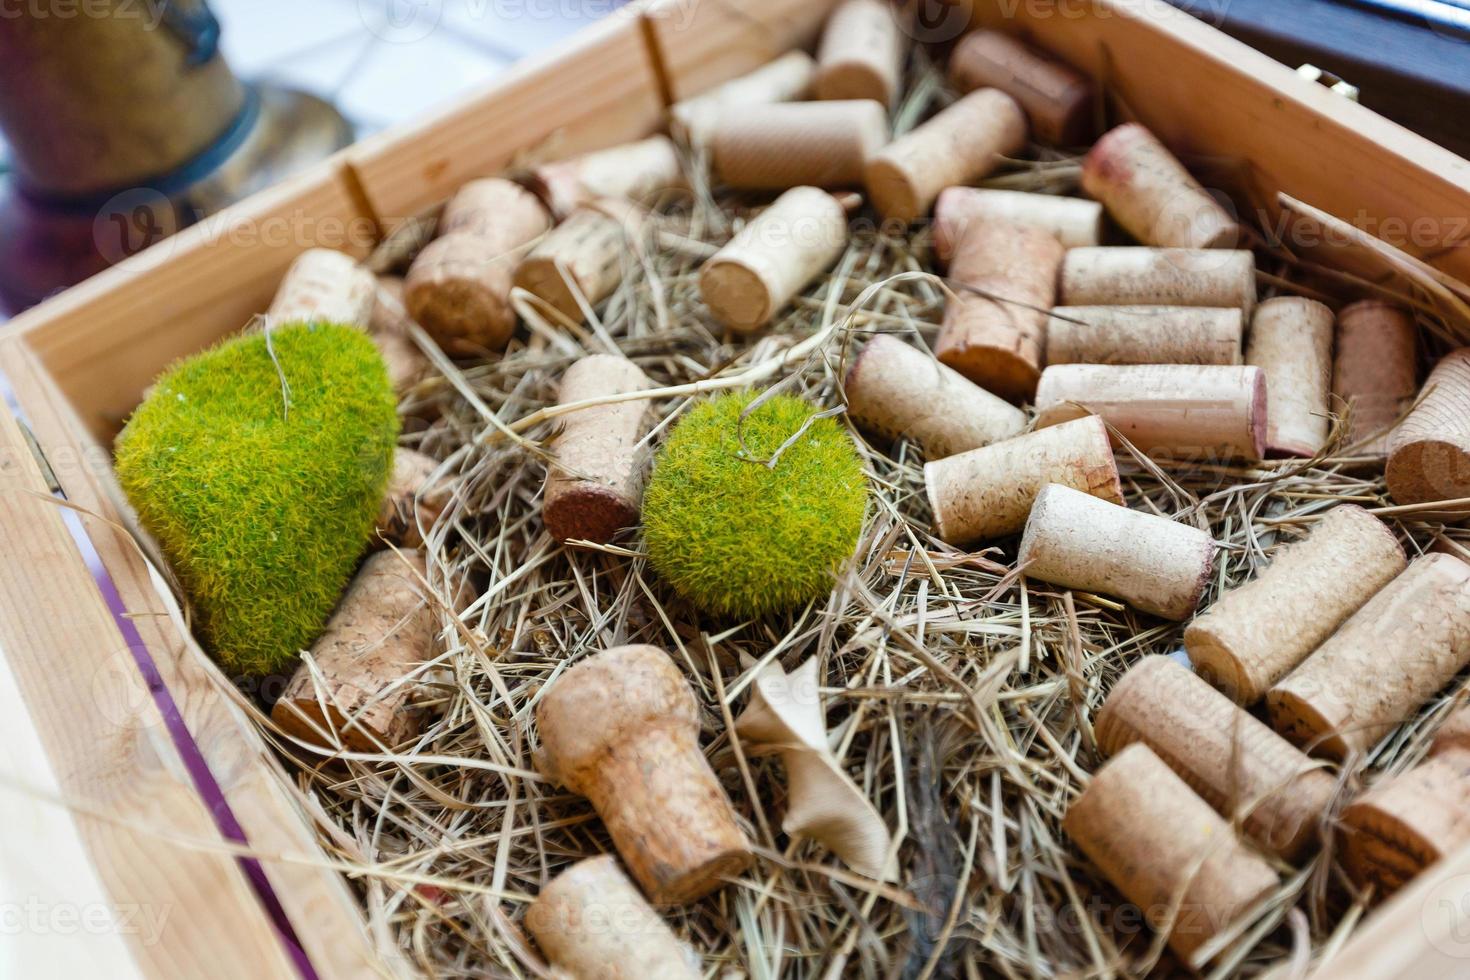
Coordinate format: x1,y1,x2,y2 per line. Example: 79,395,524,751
1060,247,1256,313
514,200,644,322
1341,748,1470,897
845,334,1026,458
1081,122,1241,249
1096,656,1336,861
946,30,1094,146
1333,300,1418,455
925,415,1122,545
1245,297,1335,458
267,248,375,327
814,0,907,106
525,856,697,980
543,354,653,544
536,645,755,904
1432,705,1470,757
1063,743,1279,960
1186,504,1407,704
933,187,1102,264
272,551,436,752
1018,483,1214,620
669,51,816,146
1034,363,1268,461
369,277,432,396
865,88,1028,222
1046,305,1243,366
699,186,848,332
404,178,551,356
376,448,453,550
1268,553,1470,760
1387,348,1470,505
935,220,1064,403
711,100,889,190
529,135,687,218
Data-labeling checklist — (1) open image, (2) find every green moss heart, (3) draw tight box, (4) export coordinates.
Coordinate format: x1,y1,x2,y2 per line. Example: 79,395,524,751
116,322,399,677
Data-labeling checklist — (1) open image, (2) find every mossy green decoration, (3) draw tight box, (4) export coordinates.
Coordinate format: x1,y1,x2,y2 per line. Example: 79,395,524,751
643,391,867,617
116,322,399,677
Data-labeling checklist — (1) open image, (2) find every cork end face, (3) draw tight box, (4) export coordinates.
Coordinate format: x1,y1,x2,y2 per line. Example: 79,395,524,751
814,64,892,107
544,482,639,544
922,460,953,542
1387,439,1470,506
864,156,921,224
1079,122,1144,197
405,274,514,355
645,847,755,906
1265,686,1350,761
1340,798,1439,898
272,693,407,756
700,259,772,333
935,343,1039,404
514,256,583,323
1183,623,1255,704
1244,367,1269,461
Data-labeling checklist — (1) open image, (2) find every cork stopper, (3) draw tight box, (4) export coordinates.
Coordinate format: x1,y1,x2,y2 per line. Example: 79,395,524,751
1096,656,1336,861
669,51,816,146
1081,122,1242,249
814,0,907,106
543,354,653,544
1341,748,1470,898
1246,297,1335,458
376,448,453,550
1386,348,1470,505
1045,305,1243,366
272,551,437,753
1332,300,1418,456
403,178,551,356
525,856,698,980
1064,743,1280,961
535,645,754,904
844,333,1026,459
1059,247,1257,314
529,135,687,218
711,100,889,190
1431,705,1470,757
1033,363,1268,462
1019,483,1215,620
699,186,849,332
865,87,1028,222
514,200,644,323
946,30,1094,146
266,248,375,327
935,220,1064,403
933,187,1102,264
369,277,432,396
924,415,1122,545
1186,504,1406,704
1268,553,1470,760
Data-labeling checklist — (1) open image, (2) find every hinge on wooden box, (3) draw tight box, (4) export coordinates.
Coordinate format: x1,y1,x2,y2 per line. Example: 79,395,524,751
17,419,62,494
1297,63,1361,102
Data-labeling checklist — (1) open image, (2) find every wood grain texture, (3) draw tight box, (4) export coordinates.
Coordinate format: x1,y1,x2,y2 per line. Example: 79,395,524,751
641,0,834,100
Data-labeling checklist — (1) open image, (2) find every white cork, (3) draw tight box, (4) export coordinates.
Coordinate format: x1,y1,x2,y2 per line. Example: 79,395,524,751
933,187,1102,264
814,0,907,106
267,248,375,327
1046,305,1243,366
1060,247,1256,313
670,51,816,146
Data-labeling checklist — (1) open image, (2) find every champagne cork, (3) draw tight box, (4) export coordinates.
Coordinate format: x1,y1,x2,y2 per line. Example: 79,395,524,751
1060,247,1257,313
1333,300,1418,455
535,645,755,904
272,551,436,752
844,333,1026,458
1033,363,1268,461
946,30,1094,146
1096,656,1336,861
933,187,1102,264
1387,348,1470,505
1081,122,1241,249
514,200,644,322
1268,553,1470,760
1432,705,1470,757
699,186,848,332
1018,483,1215,620
814,0,907,106
376,448,453,550
369,277,432,396
543,354,653,544
267,248,375,327
1063,743,1279,960
1341,748,1470,897
529,135,686,218
711,100,889,190
1185,504,1407,704
1245,297,1335,458
669,51,816,146
404,178,551,356
525,856,697,980
935,220,1064,403
1045,305,1243,366
865,88,1028,222
925,415,1122,545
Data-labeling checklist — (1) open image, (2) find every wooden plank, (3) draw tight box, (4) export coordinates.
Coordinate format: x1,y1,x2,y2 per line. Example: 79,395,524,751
0,337,399,980
641,0,833,100
0,373,298,980
346,11,666,232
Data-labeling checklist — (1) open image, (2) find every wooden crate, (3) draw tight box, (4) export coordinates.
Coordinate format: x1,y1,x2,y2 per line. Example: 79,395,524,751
1,1,1467,975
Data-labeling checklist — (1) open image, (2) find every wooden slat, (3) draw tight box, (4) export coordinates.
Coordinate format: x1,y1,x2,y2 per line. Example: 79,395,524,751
0,337,399,980
640,0,832,100
0,374,297,979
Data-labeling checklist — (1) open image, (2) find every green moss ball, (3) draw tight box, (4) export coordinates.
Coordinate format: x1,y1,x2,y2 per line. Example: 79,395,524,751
643,391,867,617
116,322,399,677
